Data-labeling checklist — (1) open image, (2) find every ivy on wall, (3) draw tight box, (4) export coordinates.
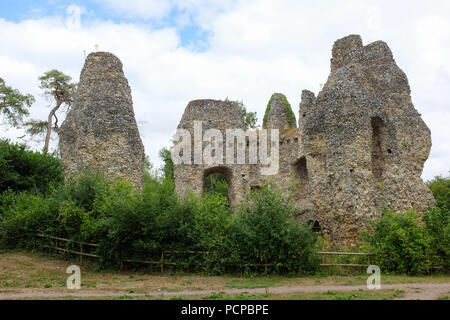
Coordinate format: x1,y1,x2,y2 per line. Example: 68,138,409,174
262,93,297,129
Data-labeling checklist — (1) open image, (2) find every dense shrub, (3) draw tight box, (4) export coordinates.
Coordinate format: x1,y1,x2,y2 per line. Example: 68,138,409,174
0,169,320,274
187,192,235,273
0,139,64,194
362,210,435,275
0,189,17,218
427,175,450,209
0,170,107,247
423,207,450,269
93,179,148,265
0,192,58,248
225,185,320,274
204,173,229,203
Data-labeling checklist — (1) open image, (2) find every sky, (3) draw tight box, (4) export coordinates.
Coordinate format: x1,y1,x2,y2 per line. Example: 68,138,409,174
0,0,449,180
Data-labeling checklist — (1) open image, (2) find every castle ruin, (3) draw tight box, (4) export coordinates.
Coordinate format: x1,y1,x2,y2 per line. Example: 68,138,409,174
174,35,435,245
56,35,435,246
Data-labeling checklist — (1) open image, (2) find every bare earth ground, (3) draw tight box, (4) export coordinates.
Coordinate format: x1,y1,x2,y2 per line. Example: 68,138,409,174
0,251,449,300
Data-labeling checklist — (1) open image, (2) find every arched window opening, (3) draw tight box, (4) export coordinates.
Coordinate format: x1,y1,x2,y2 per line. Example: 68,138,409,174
295,157,309,189
203,167,231,206
308,220,322,234
371,117,385,184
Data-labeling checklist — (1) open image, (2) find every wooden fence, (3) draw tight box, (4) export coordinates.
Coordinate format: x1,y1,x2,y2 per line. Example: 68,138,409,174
37,234,375,273
37,234,100,263
317,251,374,267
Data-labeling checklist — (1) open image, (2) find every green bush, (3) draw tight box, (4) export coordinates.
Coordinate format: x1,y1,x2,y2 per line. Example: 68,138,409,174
427,175,450,209
94,179,148,266
225,185,320,274
362,210,435,275
204,173,229,204
423,207,450,269
0,189,18,218
0,170,108,248
0,192,58,248
0,169,320,274
0,139,64,194
187,192,233,273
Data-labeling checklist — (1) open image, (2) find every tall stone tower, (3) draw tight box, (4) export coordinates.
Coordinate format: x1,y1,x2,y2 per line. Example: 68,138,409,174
59,52,145,189
174,99,248,206
299,35,435,244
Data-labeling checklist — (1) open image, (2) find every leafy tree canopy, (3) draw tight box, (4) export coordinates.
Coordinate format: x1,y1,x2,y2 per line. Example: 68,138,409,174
0,77,35,127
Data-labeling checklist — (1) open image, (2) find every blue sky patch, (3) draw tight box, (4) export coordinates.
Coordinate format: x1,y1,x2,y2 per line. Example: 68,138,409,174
0,0,211,51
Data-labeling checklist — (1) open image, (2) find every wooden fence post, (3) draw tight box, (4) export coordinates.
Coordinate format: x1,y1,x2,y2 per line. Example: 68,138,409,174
161,252,165,274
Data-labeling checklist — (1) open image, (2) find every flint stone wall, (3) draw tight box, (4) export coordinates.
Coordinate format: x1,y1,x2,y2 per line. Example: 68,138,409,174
173,35,435,246
59,52,145,189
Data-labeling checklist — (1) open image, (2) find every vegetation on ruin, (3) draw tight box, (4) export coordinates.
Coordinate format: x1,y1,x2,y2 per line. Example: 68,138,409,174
224,98,258,129
262,93,297,129
204,173,229,202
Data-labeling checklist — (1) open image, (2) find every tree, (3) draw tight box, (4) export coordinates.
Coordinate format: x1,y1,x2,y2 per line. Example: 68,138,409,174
224,98,258,129
0,77,35,128
239,101,258,129
427,174,450,209
0,139,64,194
159,147,174,180
24,70,77,153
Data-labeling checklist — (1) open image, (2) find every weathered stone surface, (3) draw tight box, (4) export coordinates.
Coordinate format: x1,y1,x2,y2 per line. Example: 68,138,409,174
301,35,435,244
59,52,145,189
173,35,435,246
174,99,249,207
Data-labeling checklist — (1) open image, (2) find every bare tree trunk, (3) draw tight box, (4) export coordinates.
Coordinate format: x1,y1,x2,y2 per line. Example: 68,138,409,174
43,104,60,153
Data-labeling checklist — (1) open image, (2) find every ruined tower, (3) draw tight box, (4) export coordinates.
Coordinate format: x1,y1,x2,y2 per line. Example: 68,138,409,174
173,99,248,206
298,35,435,244
59,52,145,189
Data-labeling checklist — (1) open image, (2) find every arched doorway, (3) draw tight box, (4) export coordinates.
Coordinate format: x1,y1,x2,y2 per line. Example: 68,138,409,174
294,156,309,190
203,166,232,205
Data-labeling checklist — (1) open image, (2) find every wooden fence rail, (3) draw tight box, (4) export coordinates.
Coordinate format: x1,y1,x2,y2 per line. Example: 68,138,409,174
37,234,100,263
37,234,375,273
317,251,374,267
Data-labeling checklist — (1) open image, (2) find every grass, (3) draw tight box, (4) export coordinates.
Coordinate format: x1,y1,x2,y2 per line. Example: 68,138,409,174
261,289,405,300
171,289,404,300
226,278,280,289
0,250,448,300
59,289,404,300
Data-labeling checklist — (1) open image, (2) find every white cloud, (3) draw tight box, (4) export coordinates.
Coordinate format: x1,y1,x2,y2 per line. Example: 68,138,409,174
0,0,449,180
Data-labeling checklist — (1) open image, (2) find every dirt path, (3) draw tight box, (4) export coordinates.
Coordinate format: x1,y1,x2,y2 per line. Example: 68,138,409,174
1,282,448,300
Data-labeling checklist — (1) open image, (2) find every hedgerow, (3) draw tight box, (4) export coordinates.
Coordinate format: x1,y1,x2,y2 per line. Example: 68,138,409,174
0,170,320,274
